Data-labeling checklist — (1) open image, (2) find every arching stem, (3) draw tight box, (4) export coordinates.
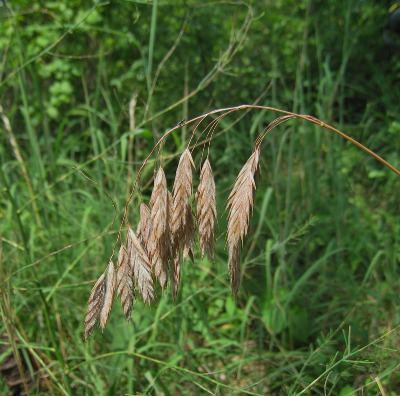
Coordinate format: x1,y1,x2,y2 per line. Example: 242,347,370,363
112,104,400,260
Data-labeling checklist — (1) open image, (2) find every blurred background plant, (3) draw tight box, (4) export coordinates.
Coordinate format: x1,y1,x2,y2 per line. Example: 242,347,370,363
0,0,399,395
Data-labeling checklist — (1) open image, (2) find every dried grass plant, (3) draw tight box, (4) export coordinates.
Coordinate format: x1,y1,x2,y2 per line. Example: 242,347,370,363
84,104,400,339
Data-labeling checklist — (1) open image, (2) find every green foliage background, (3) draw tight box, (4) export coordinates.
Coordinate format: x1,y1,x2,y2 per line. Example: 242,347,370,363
0,0,399,395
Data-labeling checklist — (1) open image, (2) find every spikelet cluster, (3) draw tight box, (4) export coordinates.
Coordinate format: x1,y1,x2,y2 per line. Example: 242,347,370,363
85,146,261,339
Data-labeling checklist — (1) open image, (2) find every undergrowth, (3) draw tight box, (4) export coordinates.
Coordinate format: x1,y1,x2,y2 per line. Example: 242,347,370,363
1,1,399,395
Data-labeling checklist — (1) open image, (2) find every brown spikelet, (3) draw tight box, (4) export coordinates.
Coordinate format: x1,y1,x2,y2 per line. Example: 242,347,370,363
171,149,195,245
149,168,168,240
100,261,116,328
182,204,195,262
84,273,105,339
171,203,194,300
149,168,169,288
196,158,216,259
166,190,173,260
165,191,174,285
127,228,154,304
137,203,151,245
170,149,195,298
84,260,116,339
116,245,134,320
227,147,260,295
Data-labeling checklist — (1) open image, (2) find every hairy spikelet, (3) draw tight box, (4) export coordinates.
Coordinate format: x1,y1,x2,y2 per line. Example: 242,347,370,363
84,261,116,339
172,149,194,245
149,168,169,288
116,246,134,320
127,228,154,304
196,159,216,259
227,148,260,294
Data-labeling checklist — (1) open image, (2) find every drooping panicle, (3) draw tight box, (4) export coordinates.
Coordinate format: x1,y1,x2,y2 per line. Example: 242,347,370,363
196,158,216,259
226,147,260,294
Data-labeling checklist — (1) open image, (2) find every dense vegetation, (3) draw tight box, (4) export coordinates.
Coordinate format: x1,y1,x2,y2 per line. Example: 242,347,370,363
1,1,399,395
